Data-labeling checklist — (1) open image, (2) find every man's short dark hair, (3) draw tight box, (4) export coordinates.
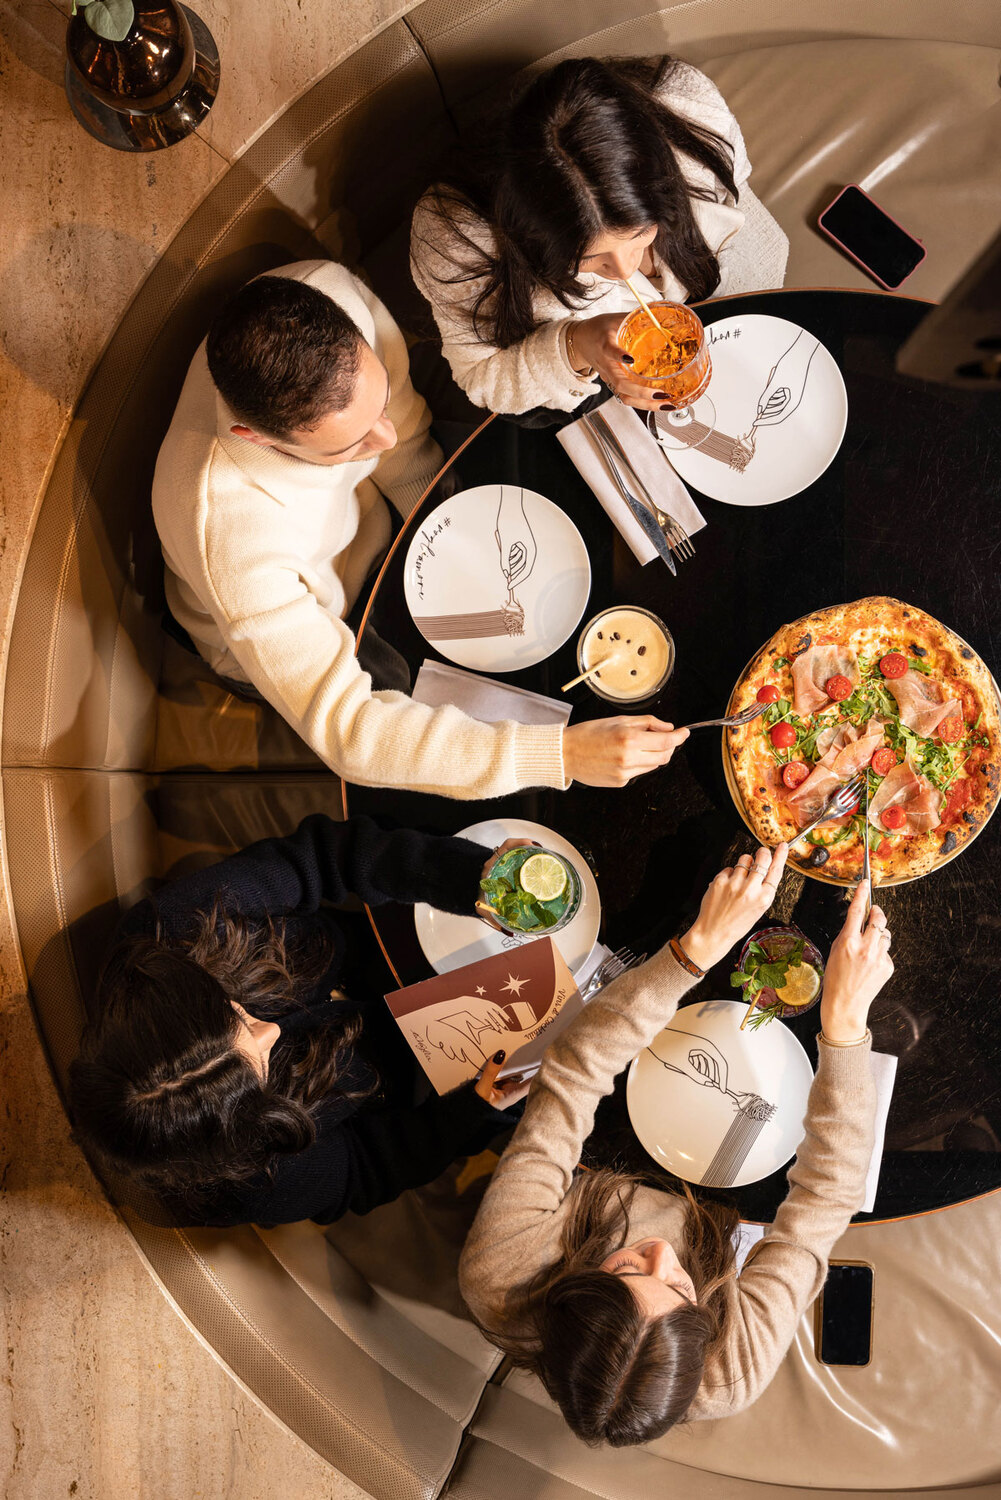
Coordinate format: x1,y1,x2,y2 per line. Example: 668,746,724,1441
206,275,365,442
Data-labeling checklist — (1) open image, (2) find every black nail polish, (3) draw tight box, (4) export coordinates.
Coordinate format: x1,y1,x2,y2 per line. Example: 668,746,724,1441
493,1049,506,1065
620,353,634,364
652,391,668,399
660,403,672,410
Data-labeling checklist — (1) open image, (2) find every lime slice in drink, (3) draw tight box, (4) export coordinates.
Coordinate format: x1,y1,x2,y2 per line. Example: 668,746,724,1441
774,962,821,1009
519,853,568,902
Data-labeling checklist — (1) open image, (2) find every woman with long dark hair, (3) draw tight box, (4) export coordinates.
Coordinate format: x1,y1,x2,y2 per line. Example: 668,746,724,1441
70,815,528,1226
460,845,894,1444
411,56,788,418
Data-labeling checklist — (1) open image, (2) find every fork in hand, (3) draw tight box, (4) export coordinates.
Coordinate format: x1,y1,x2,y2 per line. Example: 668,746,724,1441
791,770,867,846
682,702,768,731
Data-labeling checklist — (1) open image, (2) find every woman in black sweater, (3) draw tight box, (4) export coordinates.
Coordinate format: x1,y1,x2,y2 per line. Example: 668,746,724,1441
70,815,525,1227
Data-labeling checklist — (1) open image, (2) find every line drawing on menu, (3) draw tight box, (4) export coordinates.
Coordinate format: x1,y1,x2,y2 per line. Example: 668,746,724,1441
423,973,546,1068
652,328,821,473
646,1032,777,1188
411,488,538,640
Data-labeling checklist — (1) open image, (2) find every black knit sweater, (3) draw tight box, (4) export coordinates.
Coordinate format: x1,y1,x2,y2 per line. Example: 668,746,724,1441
115,814,503,1226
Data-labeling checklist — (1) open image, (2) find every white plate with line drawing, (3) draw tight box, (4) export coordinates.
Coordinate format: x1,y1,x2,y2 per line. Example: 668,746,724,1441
414,818,600,978
651,315,848,507
403,485,591,671
627,1000,814,1187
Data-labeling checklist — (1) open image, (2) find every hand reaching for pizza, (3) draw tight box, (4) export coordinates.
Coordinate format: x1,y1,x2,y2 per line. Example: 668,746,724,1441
820,882,894,1044
680,843,789,972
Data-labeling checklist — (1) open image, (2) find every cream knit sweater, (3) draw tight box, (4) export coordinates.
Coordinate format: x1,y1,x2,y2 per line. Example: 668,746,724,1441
411,63,790,416
460,945,876,1421
152,260,566,798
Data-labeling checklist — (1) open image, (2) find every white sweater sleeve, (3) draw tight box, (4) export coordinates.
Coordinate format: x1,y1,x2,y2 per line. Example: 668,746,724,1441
410,198,600,416
196,482,567,798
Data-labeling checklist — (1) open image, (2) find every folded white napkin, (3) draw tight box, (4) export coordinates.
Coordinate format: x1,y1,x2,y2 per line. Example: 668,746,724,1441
861,1049,898,1214
735,1047,898,1248
557,398,706,565
412,659,571,728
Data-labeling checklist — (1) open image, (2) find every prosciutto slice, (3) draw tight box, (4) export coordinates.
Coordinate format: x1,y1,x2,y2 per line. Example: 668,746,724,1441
786,717,882,828
868,757,941,835
791,644,860,716
785,719,882,827
886,671,961,739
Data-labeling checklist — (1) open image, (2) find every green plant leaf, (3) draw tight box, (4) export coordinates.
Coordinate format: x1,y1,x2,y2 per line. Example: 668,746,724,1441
81,0,135,42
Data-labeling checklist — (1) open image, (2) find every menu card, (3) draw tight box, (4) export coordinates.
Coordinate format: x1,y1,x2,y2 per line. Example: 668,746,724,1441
385,937,582,1095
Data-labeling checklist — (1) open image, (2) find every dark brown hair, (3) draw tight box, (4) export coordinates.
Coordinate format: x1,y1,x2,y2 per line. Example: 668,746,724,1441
206,274,365,441
484,1168,738,1446
69,906,376,1214
416,56,738,350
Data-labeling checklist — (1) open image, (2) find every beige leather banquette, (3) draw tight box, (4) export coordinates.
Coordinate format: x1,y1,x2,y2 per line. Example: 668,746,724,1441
5,2,1001,1494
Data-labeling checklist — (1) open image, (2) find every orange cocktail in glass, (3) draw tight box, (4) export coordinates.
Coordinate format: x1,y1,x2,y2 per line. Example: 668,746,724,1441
617,302,711,409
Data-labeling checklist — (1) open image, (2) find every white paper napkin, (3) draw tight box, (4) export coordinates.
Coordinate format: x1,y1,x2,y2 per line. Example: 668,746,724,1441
734,1047,898,1247
557,398,706,565
861,1049,898,1214
412,659,571,728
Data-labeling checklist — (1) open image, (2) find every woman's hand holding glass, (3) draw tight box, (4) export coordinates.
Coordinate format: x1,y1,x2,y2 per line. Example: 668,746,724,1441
819,882,893,1044
680,844,789,973
569,314,674,411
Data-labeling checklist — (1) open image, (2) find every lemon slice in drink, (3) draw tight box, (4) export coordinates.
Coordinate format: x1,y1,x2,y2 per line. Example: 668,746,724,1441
774,962,821,1009
519,853,568,902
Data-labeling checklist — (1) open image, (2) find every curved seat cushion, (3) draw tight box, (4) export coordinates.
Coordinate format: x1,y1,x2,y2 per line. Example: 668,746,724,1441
707,39,1001,300
477,1192,1001,1491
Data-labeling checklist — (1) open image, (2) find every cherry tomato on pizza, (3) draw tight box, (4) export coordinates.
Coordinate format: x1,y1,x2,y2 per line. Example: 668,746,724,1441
769,722,797,749
781,761,810,789
871,748,897,776
879,652,908,679
937,715,964,744
881,805,906,830
756,683,781,704
825,674,853,701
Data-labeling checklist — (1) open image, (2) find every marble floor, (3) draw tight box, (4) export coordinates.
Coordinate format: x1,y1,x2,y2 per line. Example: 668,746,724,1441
0,0,411,1492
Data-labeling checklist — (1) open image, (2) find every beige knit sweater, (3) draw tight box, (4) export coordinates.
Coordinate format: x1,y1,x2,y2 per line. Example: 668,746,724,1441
460,944,876,1421
411,63,790,416
152,259,566,798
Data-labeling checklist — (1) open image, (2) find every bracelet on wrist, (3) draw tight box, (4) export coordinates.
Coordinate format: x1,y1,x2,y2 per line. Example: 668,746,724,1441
669,936,706,978
820,1027,872,1048
565,322,595,378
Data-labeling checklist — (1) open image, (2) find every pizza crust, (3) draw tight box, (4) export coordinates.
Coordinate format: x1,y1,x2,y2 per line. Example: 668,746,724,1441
726,598,1001,884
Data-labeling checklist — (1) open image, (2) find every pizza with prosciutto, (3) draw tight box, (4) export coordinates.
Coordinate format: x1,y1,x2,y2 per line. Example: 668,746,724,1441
727,598,1001,882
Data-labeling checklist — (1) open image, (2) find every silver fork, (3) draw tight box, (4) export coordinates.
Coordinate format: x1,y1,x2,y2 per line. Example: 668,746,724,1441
792,771,867,845
682,702,767,731
579,945,647,1002
589,409,695,560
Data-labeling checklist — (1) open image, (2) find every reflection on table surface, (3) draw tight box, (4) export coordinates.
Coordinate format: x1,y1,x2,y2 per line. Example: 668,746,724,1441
347,289,1001,1225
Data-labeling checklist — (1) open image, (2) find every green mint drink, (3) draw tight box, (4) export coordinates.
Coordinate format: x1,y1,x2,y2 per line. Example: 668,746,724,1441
480,847,582,935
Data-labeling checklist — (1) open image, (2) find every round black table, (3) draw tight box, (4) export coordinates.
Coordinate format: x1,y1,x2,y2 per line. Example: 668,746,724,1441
347,288,1001,1225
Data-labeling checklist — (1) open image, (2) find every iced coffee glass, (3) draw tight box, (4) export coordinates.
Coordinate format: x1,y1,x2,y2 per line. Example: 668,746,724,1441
576,607,675,705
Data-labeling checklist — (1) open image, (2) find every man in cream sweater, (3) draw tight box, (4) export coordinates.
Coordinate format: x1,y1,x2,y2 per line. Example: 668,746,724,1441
153,259,687,799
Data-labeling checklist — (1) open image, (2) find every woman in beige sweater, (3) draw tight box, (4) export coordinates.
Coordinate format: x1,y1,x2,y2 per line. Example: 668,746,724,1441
460,844,893,1444
411,56,789,419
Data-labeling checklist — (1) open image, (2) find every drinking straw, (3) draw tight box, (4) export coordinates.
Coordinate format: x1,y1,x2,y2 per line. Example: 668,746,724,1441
624,276,666,332
561,657,616,693
739,992,762,1032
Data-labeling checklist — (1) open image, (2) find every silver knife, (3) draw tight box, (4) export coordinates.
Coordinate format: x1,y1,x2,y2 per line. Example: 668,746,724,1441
861,779,872,919
581,416,677,575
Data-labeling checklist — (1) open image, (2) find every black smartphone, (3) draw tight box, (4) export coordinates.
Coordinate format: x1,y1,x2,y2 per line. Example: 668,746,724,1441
815,1261,874,1366
818,184,926,290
